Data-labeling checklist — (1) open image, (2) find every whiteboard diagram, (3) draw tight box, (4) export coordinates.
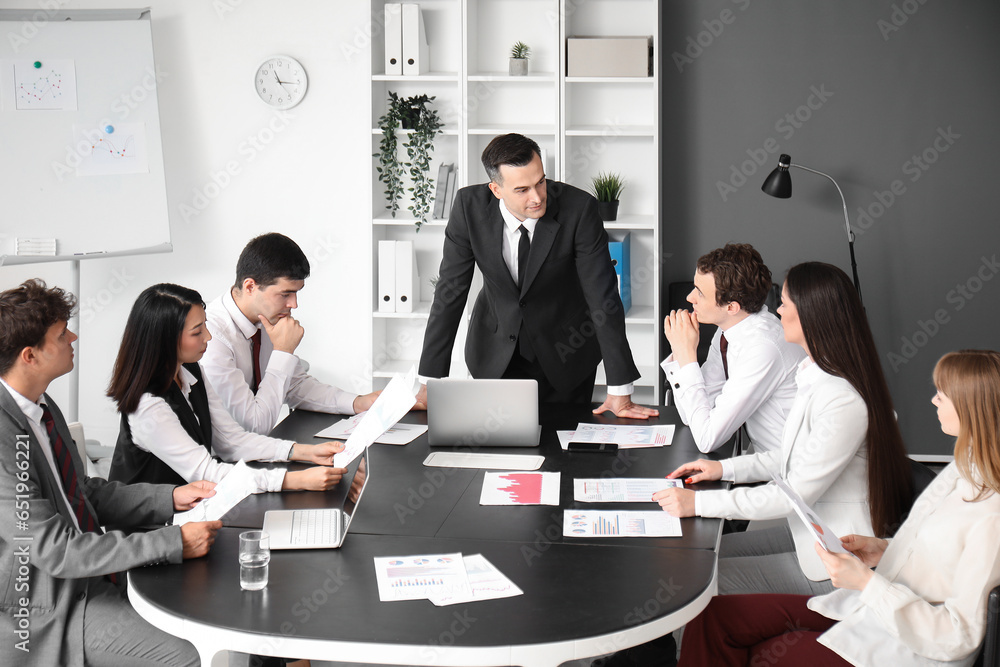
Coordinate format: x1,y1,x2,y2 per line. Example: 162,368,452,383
73,122,148,175
14,59,77,110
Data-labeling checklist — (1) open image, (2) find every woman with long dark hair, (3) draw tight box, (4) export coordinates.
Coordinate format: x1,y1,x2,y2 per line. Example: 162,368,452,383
108,283,345,492
654,262,912,595
677,350,1000,666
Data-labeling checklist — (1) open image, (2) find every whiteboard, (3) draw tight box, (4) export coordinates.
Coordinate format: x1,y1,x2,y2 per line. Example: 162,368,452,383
0,9,170,265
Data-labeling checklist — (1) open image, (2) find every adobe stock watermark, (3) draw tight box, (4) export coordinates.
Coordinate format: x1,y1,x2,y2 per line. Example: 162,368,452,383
671,0,752,73
716,84,834,202
877,0,932,41
178,110,295,223
567,117,627,173
79,268,135,325
6,0,71,53
51,66,168,181
886,253,999,372
212,0,245,20
854,126,959,235
340,4,389,62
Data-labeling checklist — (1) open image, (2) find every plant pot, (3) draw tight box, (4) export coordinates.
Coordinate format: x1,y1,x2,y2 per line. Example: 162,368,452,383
509,58,528,76
597,200,619,221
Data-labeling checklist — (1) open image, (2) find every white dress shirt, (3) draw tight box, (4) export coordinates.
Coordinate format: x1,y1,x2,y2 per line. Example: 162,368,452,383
809,463,1000,666
695,358,872,581
661,307,804,454
203,291,358,434
0,378,80,529
126,365,289,493
497,199,632,397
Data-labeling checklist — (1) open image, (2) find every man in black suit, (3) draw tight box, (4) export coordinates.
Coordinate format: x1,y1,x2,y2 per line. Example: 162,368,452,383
418,133,657,418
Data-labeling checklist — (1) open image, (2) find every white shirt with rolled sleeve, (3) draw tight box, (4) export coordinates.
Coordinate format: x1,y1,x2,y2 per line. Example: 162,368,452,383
126,365,290,493
203,291,358,435
660,307,803,454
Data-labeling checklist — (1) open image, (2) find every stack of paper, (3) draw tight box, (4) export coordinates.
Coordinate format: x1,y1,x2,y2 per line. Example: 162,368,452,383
374,553,522,605
315,413,426,445
16,238,57,256
557,424,675,450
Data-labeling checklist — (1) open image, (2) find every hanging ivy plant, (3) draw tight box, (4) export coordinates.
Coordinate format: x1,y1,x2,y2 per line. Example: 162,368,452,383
374,92,443,230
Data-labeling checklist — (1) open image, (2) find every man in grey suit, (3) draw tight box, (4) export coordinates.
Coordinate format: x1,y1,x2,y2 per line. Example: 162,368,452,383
417,133,658,418
0,279,221,667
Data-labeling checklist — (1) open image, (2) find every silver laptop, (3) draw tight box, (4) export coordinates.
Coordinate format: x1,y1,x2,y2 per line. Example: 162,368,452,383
263,449,369,549
426,378,541,447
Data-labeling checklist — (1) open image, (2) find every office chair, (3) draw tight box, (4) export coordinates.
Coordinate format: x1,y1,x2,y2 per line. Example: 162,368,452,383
974,585,1000,667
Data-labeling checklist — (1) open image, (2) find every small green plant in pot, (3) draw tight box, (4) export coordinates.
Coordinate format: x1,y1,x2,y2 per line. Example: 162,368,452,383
509,41,530,76
589,171,625,221
374,92,444,230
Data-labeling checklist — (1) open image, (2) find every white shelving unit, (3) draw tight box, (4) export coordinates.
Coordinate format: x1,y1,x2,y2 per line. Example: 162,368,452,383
368,0,661,402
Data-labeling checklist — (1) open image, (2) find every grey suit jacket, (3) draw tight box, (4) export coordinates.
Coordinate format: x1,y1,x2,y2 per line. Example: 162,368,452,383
419,181,640,392
0,387,182,667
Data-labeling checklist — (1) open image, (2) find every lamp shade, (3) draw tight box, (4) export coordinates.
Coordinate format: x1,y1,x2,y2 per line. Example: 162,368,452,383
761,153,792,198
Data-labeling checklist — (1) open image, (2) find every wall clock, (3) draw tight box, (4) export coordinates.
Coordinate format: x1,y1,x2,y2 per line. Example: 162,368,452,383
254,55,307,109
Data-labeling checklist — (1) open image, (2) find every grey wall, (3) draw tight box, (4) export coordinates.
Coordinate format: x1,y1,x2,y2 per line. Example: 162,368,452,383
659,0,1000,456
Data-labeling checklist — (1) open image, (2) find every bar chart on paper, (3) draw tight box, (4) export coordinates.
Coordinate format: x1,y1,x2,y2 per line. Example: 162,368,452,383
563,510,682,538
480,472,561,505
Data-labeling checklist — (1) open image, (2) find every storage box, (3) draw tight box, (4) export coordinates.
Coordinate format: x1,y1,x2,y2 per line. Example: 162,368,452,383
567,36,652,77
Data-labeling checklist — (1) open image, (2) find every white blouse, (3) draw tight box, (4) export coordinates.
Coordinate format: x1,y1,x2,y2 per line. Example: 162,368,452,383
810,463,1000,666
127,365,291,492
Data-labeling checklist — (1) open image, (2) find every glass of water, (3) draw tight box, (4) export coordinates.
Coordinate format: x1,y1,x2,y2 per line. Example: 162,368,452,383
239,530,270,591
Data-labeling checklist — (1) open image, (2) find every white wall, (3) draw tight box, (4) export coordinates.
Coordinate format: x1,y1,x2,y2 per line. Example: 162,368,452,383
0,0,374,445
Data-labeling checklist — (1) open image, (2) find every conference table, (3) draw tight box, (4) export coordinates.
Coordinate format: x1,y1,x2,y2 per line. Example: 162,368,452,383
129,404,736,667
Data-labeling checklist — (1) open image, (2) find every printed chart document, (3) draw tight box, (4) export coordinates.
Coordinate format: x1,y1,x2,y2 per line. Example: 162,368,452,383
574,478,682,503
480,472,561,506
558,424,675,450
374,553,472,602
563,510,681,537
334,368,417,468
172,460,256,526
772,476,854,556
315,413,427,445
430,554,524,606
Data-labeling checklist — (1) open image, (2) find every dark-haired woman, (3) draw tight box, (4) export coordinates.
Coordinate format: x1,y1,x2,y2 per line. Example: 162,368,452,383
654,262,912,595
108,283,345,492
677,350,1000,666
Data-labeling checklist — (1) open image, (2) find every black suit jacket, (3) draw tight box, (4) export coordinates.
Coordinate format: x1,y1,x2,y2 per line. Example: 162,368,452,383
419,180,639,392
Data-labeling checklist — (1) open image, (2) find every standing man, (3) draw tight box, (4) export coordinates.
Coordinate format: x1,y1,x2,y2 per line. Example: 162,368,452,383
418,133,656,417
662,243,804,454
0,279,220,667
203,233,381,434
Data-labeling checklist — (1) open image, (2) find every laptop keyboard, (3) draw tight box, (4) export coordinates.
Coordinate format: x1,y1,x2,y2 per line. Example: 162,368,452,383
290,510,339,545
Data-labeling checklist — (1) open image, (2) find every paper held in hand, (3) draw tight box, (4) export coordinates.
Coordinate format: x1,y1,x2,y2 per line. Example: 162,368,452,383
771,475,853,556
332,367,418,468
172,460,257,525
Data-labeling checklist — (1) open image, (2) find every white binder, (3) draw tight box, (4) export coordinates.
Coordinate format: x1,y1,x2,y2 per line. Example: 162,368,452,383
384,3,403,76
401,4,428,75
378,240,397,313
395,240,418,313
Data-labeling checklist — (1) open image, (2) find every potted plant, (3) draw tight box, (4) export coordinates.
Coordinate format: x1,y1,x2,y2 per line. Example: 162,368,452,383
509,41,530,76
589,171,625,221
374,92,444,230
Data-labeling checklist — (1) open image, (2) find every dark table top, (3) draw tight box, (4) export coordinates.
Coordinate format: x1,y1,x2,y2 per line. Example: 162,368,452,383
130,403,734,662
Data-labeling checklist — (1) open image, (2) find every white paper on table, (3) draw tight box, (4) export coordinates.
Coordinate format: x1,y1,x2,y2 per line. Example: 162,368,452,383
172,460,257,525
315,414,427,445
374,552,472,602
334,367,417,467
430,554,523,606
563,510,681,537
573,478,683,503
479,471,560,506
559,424,675,449
771,475,854,556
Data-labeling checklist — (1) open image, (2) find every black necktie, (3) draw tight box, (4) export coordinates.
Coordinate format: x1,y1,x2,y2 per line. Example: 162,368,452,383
720,333,730,380
250,329,262,394
517,225,530,288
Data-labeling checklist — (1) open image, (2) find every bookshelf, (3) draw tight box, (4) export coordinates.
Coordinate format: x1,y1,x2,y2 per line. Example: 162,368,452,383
368,0,661,402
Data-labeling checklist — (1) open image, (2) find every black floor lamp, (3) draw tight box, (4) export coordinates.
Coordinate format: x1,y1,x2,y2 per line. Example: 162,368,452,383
761,154,863,305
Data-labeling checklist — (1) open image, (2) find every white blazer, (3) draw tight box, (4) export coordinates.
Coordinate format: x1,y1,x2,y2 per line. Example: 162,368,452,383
697,360,872,580
810,463,1000,666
